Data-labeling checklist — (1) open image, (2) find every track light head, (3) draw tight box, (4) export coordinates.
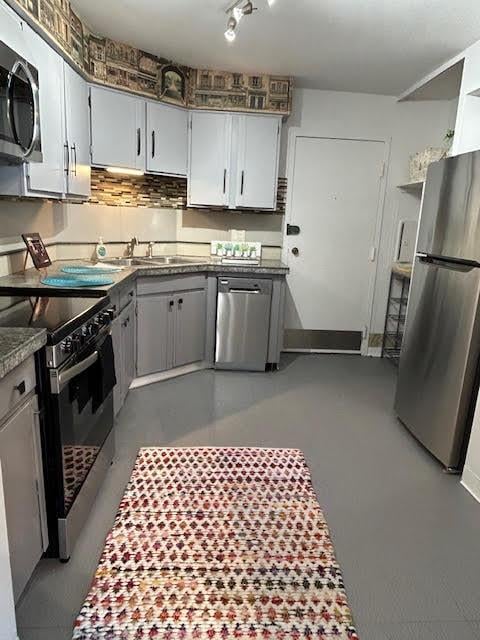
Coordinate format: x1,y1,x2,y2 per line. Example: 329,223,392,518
242,1,254,15
224,16,237,42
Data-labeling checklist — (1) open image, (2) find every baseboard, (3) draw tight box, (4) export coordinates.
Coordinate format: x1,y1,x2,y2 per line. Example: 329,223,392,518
131,362,212,389
461,465,480,504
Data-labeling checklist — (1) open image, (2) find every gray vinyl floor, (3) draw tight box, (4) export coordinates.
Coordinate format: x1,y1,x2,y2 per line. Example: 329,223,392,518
16,354,480,640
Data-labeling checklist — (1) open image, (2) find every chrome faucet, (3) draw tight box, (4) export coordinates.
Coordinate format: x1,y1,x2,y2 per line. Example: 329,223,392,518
146,241,155,258
126,236,139,258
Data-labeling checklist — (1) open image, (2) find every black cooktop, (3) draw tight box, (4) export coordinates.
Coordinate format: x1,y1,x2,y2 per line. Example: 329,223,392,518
0,296,108,343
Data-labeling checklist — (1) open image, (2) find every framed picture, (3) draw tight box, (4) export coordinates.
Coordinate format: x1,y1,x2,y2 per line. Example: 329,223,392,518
22,233,52,270
161,65,186,105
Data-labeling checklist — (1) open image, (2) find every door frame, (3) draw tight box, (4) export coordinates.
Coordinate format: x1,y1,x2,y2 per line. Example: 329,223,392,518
282,128,391,356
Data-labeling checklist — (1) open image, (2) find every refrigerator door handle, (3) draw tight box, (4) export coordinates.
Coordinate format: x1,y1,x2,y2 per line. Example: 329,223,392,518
419,254,480,272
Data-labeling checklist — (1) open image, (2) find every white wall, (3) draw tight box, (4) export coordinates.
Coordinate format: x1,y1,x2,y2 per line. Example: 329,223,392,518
0,200,283,276
281,88,454,334
0,463,17,640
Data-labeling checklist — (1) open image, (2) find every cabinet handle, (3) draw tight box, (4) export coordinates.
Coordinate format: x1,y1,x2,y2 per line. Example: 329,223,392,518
64,142,70,175
223,169,227,194
71,143,77,176
178,298,183,306
152,131,155,158
240,170,245,196
15,380,26,395
137,128,141,156
169,300,174,309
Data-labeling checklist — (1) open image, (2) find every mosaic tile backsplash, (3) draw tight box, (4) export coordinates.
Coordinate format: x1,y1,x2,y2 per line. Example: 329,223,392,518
12,0,292,115
90,169,287,215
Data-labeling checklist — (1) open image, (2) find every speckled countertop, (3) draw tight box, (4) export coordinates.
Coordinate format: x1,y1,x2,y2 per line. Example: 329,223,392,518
0,258,289,298
0,327,47,379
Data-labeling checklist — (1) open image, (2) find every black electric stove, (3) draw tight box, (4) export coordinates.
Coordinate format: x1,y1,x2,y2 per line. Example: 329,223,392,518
0,295,117,560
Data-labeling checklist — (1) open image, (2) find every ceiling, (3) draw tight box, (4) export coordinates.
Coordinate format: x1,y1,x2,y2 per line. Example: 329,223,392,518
71,0,480,95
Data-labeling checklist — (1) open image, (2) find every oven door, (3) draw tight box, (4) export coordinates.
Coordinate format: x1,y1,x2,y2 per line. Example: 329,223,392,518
49,330,114,518
0,43,42,163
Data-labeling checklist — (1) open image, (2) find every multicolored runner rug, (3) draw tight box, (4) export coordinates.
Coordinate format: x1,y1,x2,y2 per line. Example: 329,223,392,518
73,447,359,639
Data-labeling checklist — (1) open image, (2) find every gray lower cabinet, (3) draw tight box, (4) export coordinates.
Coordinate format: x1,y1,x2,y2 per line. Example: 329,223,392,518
174,291,206,368
113,299,136,416
0,389,47,603
137,283,207,377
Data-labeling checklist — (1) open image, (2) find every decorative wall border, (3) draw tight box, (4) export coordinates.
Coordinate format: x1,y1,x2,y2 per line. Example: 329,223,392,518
12,0,292,115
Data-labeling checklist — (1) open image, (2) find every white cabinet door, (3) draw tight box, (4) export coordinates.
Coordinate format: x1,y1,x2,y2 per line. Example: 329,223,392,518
90,86,146,171
234,115,281,210
188,111,231,207
146,101,187,176
64,63,91,198
0,0,25,52
25,26,65,196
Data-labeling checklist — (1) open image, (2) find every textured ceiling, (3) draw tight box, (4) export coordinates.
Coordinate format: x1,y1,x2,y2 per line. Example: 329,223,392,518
71,0,480,95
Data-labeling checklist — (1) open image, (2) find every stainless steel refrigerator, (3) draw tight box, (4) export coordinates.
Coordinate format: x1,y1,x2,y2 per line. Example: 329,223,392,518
395,151,480,472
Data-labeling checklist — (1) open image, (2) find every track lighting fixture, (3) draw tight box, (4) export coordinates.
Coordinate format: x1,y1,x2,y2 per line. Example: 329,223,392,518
224,0,274,43
224,16,237,42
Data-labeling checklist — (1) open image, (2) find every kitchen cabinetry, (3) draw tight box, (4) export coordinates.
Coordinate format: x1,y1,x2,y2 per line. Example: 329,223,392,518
90,86,146,171
0,358,47,603
188,111,281,209
137,275,207,376
0,10,90,199
112,284,137,416
64,64,91,198
234,115,281,209
188,111,232,207
146,101,188,176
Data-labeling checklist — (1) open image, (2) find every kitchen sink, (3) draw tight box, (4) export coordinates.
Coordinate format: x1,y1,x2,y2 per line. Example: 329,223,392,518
103,256,209,267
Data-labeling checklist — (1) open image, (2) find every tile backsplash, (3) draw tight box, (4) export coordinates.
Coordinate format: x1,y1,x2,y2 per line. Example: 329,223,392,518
90,169,287,215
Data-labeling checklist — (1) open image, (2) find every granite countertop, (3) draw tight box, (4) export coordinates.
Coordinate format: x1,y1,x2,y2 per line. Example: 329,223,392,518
0,327,47,379
0,258,289,298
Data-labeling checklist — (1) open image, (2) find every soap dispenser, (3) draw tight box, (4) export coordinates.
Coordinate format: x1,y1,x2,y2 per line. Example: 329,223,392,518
95,237,107,260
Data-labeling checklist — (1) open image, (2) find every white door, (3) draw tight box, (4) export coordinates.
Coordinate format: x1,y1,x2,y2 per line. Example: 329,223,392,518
64,63,91,198
188,111,231,207
235,115,281,210
25,26,65,196
284,136,385,353
147,102,187,176
90,86,146,171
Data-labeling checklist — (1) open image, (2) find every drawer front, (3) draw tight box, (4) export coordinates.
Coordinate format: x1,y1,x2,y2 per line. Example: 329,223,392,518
119,284,136,311
0,357,36,425
137,274,207,296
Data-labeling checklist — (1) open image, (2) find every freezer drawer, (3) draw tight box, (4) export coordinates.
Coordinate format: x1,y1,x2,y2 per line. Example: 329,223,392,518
215,277,272,371
395,256,480,470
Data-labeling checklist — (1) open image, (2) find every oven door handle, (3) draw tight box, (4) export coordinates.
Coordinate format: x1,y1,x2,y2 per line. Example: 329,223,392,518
55,351,98,393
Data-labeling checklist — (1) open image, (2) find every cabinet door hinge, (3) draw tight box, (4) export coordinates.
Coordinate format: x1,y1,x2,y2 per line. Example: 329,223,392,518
380,161,386,178
363,326,369,340
369,246,377,262
88,93,92,109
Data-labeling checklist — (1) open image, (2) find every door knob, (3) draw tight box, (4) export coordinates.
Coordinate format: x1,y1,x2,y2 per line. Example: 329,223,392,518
292,247,299,256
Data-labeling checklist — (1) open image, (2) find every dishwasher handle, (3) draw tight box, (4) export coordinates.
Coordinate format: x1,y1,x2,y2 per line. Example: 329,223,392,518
229,288,261,294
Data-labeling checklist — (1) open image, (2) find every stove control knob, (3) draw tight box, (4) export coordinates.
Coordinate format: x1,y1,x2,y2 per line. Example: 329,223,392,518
101,311,111,325
61,338,73,354
107,308,116,320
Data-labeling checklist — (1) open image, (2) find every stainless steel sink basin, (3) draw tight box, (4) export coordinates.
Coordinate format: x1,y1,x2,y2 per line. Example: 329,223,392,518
103,258,149,266
103,256,209,267
147,256,208,265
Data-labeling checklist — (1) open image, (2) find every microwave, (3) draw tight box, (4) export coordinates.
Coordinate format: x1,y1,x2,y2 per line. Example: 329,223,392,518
0,40,42,164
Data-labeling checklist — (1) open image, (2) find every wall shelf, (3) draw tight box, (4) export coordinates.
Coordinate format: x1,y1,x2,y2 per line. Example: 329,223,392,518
397,180,425,192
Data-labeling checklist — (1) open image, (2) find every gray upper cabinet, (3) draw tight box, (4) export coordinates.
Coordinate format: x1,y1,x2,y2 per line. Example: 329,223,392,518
188,111,281,210
64,64,91,198
174,290,206,368
137,292,172,377
0,382,47,603
146,101,188,176
90,85,146,172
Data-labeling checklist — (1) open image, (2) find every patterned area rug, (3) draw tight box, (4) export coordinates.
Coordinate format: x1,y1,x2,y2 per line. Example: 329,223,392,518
73,447,359,639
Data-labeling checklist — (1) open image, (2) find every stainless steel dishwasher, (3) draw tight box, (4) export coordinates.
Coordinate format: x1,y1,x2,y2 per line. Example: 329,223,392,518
215,277,272,371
